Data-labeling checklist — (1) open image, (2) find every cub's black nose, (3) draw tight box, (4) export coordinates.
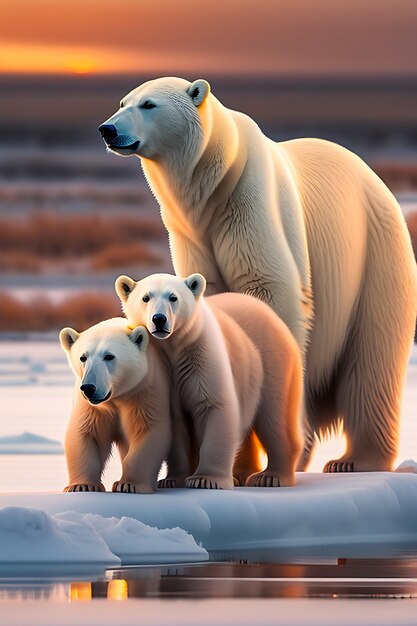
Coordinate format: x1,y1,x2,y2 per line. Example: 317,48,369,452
80,384,96,399
152,314,167,329
98,124,117,143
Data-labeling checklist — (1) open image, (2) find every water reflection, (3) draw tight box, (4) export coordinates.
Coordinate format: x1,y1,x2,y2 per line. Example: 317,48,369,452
1,559,417,602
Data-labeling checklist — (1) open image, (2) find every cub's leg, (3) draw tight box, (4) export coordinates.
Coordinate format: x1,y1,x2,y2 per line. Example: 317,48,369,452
246,358,303,487
233,432,265,486
113,420,171,494
158,406,193,489
295,417,316,472
64,402,114,492
186,403,240,490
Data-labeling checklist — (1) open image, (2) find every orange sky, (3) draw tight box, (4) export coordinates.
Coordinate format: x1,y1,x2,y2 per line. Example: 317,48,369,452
2,0,417,76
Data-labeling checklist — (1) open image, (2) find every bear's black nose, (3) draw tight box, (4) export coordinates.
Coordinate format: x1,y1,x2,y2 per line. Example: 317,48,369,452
152,314,167,329
98,124,117,143
80,384,96,399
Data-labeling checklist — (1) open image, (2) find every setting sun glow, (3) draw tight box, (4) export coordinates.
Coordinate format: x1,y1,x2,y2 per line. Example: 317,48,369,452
0,42,137,75
66,58,96,75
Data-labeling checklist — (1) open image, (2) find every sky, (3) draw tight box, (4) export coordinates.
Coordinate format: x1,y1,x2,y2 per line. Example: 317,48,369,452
1,0,417,76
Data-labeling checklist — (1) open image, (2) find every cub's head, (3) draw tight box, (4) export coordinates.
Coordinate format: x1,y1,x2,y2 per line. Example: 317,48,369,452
98,77,211,160
59,318,149,406
115,273,206,340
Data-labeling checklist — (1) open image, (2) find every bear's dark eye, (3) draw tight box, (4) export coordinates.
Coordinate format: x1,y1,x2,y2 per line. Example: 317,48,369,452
104,354,115,361
142,294,150,303
169,294,177,303
120,102,124,108
80,355,87,363
140,100,156,110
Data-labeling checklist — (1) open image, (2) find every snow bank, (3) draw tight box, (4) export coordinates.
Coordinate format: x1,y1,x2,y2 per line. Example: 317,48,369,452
396,459,417,473
1,472,416,566
56,512,208,566
0,432,64,455
0,506,119,576
0,507,207,577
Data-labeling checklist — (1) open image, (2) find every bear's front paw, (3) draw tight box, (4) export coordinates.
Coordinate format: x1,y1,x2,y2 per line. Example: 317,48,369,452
185,475,234,489
112,480,154,494
64,482,105,493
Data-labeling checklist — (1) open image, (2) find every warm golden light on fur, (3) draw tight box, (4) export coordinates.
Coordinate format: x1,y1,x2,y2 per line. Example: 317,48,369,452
105,77,417,475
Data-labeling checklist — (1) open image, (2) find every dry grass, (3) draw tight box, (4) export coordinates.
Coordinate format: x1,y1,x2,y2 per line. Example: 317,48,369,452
0,212,166,257
0,252,42,273
0,292,120,332
406,212,417,260
89,243,162,270
405,211,417,342
374,161,417,192
0,212,168,273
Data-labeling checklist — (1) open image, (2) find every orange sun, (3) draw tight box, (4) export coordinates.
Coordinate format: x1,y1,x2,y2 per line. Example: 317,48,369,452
66,57,96,75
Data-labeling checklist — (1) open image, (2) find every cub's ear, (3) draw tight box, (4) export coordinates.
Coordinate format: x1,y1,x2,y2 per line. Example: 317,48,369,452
184,273,206,299
115,275,137,303
187,79,210,107
59,327,79,352
129,326,149,352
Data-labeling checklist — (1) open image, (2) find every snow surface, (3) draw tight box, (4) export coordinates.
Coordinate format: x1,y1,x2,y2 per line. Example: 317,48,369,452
0,506,119,576
0,472,416,571
0,432,64,455
55,511,208,566
0,507,207,576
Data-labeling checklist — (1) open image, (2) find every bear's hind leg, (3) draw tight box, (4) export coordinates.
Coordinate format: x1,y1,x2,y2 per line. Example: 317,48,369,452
326,256,415,473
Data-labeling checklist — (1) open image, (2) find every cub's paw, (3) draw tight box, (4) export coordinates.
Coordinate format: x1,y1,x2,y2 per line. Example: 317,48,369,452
112,481,153,494
64,483,105,493
324,460,354,473
245,471,281,487
185,475,234,490
157,477,186,488
233,471,252,486
246,471,296,487
158,478,177,489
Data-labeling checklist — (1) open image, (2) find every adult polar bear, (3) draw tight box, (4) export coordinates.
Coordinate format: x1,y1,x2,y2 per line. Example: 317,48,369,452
99,77,417,472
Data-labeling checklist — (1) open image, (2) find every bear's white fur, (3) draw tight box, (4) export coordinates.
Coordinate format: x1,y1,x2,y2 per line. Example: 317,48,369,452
116,273,303,489
59,318,171,493
102,77,417,472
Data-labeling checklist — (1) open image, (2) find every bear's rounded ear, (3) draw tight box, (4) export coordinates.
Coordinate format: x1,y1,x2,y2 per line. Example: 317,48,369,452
129,326,149,352
187,79,210,107
59,327,79,352
184,273,206,299
115,275,137,303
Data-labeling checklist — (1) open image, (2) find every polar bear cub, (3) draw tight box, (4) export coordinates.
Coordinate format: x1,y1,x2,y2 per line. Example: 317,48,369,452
116,273,303,490
59,317,171,493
